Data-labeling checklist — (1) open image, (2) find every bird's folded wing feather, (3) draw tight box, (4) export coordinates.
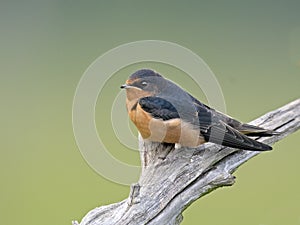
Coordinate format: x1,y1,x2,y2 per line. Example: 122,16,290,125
138,96,179,121
138,96,272,151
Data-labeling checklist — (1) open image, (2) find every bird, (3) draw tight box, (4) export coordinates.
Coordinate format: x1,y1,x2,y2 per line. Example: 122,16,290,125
120,69,276,151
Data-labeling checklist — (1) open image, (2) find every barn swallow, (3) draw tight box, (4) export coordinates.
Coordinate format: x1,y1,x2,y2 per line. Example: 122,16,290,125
120,69,275,151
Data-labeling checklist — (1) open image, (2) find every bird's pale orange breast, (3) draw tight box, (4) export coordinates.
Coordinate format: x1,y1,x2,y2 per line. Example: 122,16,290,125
129,103,153,139
129,102,205,147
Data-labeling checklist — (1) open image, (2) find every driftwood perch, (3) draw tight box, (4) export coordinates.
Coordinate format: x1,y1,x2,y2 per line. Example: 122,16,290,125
73,99,300,225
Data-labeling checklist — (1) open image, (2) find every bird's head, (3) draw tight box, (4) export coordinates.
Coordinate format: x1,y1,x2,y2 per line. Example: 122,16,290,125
121,69,166,100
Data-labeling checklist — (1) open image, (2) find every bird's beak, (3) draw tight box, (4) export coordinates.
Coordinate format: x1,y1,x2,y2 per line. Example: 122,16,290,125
120,84,139,89
120,84,129,89
120,83,142,90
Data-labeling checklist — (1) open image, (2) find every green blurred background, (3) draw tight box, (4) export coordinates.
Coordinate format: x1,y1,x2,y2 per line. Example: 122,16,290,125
1,1,300,225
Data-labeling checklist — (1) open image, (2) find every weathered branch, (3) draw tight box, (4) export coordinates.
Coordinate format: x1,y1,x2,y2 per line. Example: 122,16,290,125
73,99,300,225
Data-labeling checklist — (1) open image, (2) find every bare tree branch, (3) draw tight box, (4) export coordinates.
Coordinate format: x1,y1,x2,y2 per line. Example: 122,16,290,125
73,98,300,225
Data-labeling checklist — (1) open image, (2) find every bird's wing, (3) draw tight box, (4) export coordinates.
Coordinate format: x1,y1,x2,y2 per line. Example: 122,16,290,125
228,122,278,136
189,94,272,151
138,96,179,121
200,120,272,151
139,95,272,151
188,93,277,134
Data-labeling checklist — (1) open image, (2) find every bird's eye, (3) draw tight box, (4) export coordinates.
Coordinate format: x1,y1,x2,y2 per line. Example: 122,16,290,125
141,81,148,86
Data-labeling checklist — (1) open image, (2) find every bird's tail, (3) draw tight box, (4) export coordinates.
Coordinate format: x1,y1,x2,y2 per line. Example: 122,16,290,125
236,123,280,137
203,122,274,151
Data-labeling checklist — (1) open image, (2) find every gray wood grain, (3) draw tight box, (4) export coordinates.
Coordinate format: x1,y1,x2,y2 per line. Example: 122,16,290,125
73,98,300,225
